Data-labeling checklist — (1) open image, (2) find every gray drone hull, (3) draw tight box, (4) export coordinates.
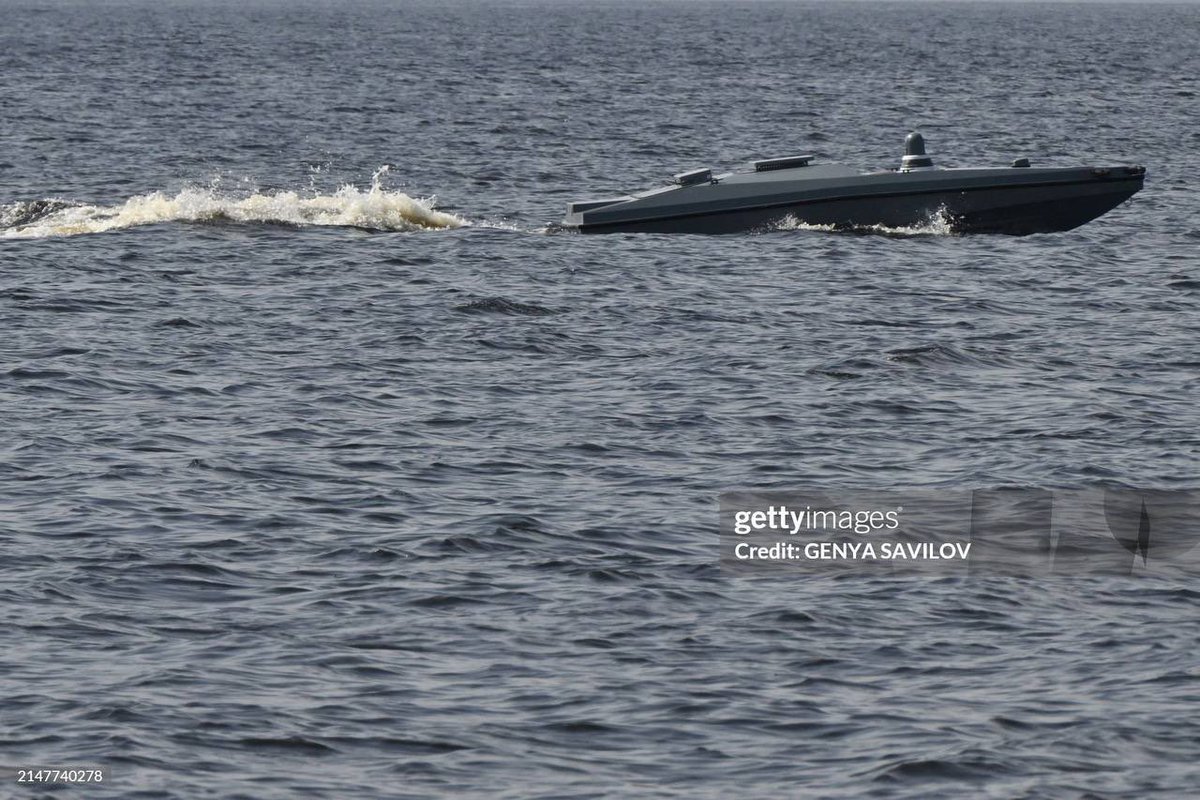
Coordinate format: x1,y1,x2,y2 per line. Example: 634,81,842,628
564,163,1145,235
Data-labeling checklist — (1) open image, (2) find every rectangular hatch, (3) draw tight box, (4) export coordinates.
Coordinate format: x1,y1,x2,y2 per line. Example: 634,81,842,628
673,168,713,186
752,155,815,172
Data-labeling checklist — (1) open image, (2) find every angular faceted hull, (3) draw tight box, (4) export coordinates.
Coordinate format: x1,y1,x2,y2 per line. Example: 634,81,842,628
565,161,1145,236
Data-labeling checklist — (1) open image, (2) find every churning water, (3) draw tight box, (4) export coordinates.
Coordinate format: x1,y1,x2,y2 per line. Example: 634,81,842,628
3,1,1199,797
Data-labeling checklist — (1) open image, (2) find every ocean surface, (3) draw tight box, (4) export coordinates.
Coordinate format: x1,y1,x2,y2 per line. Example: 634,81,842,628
3,1,1200,797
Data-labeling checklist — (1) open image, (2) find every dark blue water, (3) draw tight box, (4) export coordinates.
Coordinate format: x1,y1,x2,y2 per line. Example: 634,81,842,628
3,1,1200,797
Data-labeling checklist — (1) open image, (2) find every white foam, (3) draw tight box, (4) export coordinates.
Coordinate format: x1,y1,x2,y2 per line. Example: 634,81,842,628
767,206,956,237
764,215,840,234
1,168,465,239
